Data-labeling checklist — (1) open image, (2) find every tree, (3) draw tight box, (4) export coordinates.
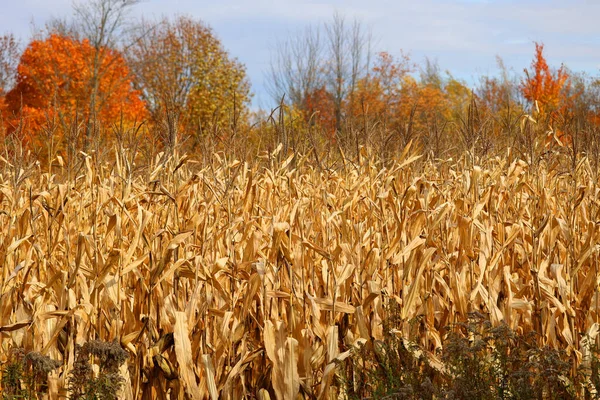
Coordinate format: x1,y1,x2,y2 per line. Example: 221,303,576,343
325,12,372,132
0,33,20,126
445,77,471,116
73,0,141,142
42,0,141,145
397,73,446,129
520,42,569,113
304,85,336,137
268,12,372,132
4,34,147,149
349,51,413,126
126,16,251,149
267,25,324,110
0,33,20,96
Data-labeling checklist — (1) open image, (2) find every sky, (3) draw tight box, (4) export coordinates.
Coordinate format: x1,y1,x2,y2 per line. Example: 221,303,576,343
1,0,599,110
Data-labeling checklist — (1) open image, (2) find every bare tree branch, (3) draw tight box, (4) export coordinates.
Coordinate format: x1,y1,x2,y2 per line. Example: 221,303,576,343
0,33,20,94
268,12,371,132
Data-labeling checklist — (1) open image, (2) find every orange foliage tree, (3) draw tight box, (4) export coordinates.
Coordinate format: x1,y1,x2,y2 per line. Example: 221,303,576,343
4,33,147,148
520,42,570,113
350,52,413,126
396,76,448,133
520,42,573,147
303,85,337,139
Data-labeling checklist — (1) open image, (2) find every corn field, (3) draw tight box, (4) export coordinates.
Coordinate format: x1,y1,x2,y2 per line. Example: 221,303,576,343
1,144,600,399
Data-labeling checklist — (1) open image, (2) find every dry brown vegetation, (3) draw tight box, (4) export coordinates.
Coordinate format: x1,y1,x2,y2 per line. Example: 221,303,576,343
1,141,600,399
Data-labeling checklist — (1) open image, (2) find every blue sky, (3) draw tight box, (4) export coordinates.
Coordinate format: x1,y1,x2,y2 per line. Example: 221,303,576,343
2,0,599,110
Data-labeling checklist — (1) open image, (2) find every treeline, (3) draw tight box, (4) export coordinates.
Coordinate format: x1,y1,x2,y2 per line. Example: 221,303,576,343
1,1,600,169
266,13,600,167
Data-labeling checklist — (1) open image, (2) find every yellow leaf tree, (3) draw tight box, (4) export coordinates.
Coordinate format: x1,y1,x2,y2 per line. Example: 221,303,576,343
126,16,251,148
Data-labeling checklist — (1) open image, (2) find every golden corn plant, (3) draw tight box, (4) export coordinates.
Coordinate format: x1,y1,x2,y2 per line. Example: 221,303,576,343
0,143,599,399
